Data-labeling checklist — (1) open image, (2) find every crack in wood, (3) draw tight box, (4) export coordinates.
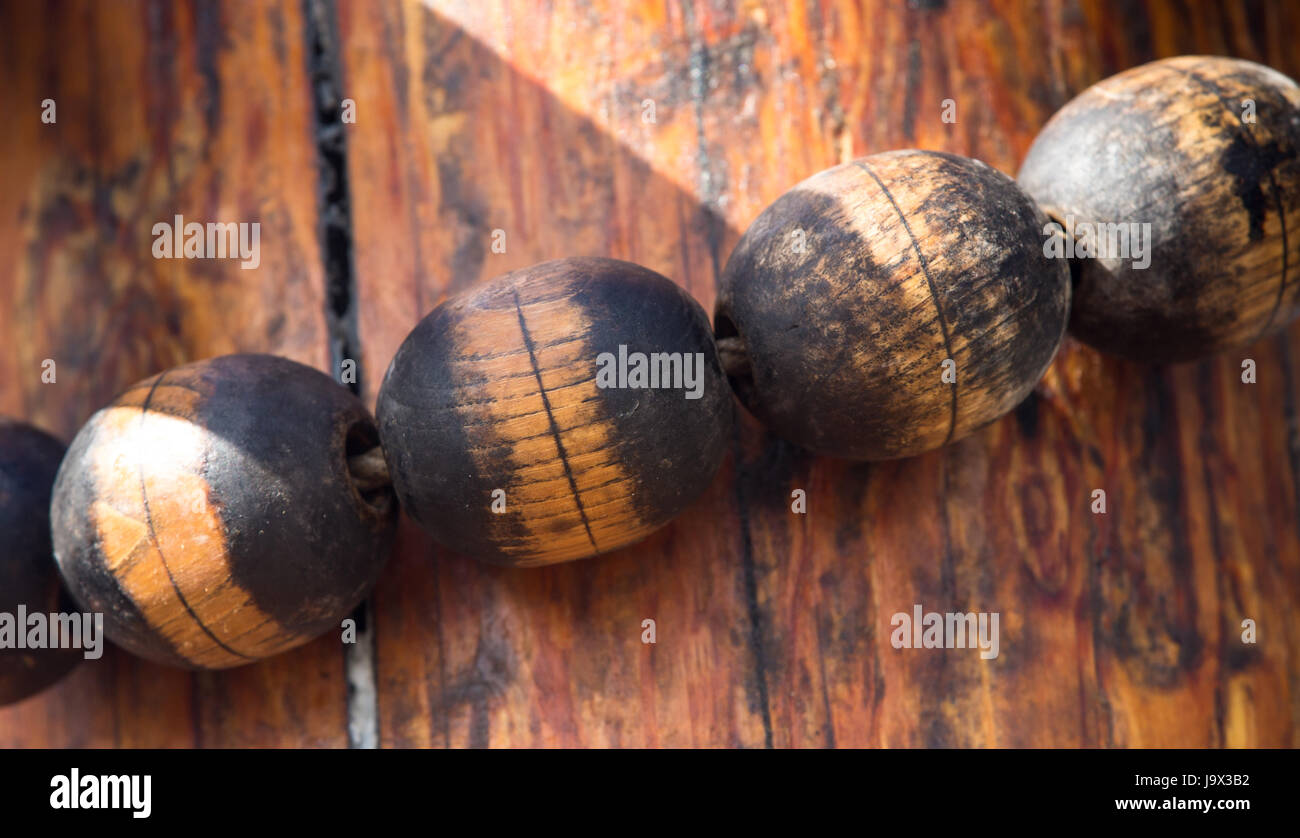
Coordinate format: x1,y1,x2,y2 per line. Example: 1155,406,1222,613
304,0,379,751
681,0,774,748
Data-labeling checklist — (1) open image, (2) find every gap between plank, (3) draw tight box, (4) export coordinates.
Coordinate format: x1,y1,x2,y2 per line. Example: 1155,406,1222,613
303,0,380,750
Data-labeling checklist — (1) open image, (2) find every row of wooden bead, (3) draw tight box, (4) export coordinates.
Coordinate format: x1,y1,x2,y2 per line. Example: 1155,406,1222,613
2,54,1297,700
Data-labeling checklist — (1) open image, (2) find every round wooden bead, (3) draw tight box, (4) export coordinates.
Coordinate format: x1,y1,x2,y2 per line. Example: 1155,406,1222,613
377,257,732,567
0,420,80,705
51,354,397,669
715,150,1070,461
1018,56,1300,363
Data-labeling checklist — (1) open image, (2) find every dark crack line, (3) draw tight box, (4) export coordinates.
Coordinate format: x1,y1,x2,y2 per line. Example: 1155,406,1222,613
304,0,379,750
512,291,599,554
856,159,958,445
1195,373,1230,747
137,371,253,663
732,461,775,748
681,0,774,748
682,1,726,289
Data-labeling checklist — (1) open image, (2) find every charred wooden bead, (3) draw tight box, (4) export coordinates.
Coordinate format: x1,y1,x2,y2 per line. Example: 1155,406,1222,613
1019,56,1300,363
377,257,732,566
51,354,397,669
0,420,80,705
715,150,1070,461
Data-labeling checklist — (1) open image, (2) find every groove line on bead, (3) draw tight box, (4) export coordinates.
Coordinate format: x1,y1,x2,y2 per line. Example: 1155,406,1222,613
135,371,254,664
511,291,599,553
1171,63,1290,338
855,159,959,445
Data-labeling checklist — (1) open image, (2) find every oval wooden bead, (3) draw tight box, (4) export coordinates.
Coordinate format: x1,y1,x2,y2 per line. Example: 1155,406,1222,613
377,257,733,567
51,354,397,670
715,150,1070,461
1019,56,1300,362
0,420,80,705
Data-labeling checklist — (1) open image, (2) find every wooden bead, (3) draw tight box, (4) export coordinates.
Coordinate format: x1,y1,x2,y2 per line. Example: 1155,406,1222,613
1019,56,1300,363
51,354,397,669
715,150,1070,461
377,257,732,567
0,420,81,705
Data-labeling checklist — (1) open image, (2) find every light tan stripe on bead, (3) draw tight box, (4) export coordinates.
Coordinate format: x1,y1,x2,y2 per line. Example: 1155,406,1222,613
449,292,656,565
89,380,296,667
1155,58,1296,344
800,159,954,454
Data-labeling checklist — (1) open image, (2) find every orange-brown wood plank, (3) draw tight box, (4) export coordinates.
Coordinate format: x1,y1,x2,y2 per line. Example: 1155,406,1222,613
339,0,766,747
2,0,1298,748
682,0,1300,747
0,0,347,747
341,0,1300,747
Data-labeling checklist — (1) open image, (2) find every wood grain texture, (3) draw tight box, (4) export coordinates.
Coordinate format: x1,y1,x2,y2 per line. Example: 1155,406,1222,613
1,0,1298,748
340,0,766,746
0,0,350,746
340,0,1300,747
1019,55,1300,362
716,149,1069,460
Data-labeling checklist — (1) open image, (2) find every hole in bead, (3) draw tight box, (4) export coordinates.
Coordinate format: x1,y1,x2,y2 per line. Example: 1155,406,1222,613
1039,207,1086,295
1066,250,1085,293
713,311,757,406
343,420,394,516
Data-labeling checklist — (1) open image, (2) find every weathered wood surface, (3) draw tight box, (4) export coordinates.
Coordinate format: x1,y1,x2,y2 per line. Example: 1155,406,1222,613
0,0,348,747
2,0,1299,747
